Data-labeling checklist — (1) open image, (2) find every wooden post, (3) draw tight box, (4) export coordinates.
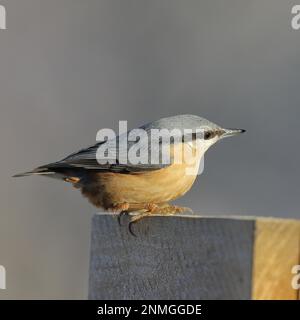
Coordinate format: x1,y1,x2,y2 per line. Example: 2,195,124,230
88,214,300,300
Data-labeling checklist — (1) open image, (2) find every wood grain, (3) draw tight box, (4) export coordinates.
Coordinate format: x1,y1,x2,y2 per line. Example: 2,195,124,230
89,214,254,300
252,218,300,300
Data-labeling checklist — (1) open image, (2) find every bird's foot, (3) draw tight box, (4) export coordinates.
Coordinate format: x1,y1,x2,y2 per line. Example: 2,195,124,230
153,204,193,215
110,202,130,225
113,202,193,236
117,210,129,226
111,202,130,213
128,203,159,236
127,203,193,236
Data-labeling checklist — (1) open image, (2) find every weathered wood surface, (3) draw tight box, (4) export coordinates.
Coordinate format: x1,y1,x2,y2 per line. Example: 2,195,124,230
252,219,300,300
89,214,255,300
89,214,300,300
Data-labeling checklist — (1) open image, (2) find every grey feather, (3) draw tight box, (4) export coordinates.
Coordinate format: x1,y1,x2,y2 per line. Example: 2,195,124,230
14,114,221,176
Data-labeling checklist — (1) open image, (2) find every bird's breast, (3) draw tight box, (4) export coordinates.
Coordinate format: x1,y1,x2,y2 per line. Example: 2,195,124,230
95,142,202,207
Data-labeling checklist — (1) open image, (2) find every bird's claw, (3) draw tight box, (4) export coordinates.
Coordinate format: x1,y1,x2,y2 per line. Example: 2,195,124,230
117,210,129,226
128,220,137,237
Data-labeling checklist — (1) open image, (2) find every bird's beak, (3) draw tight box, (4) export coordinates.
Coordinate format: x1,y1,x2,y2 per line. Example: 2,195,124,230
221,128,246,139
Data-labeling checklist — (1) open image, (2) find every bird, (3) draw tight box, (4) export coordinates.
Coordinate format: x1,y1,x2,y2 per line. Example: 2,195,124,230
14,114,245,235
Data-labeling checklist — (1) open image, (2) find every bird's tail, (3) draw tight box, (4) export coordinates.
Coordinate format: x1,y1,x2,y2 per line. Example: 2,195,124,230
12,162,80,181
13,166,56,178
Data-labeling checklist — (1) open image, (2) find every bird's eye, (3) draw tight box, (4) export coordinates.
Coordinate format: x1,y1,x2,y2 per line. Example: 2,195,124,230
204,131,213,140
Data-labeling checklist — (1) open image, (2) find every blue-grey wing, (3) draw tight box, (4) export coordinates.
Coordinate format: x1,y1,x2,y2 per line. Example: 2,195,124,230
58,132,173,173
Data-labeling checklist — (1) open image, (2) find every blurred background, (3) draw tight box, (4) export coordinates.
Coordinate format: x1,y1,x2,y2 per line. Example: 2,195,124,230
0,0,299,299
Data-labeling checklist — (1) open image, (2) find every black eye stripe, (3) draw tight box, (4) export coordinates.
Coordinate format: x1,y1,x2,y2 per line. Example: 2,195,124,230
183,130,219,141
204,131,216,140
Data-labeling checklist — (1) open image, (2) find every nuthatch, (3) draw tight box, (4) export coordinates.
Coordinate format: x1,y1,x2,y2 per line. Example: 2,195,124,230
14,114,245,235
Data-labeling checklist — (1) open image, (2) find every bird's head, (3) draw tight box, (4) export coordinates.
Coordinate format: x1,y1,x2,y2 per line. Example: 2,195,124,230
149,114,246,152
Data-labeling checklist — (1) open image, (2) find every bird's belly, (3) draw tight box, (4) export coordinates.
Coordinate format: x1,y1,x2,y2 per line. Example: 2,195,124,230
98,160,200,206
